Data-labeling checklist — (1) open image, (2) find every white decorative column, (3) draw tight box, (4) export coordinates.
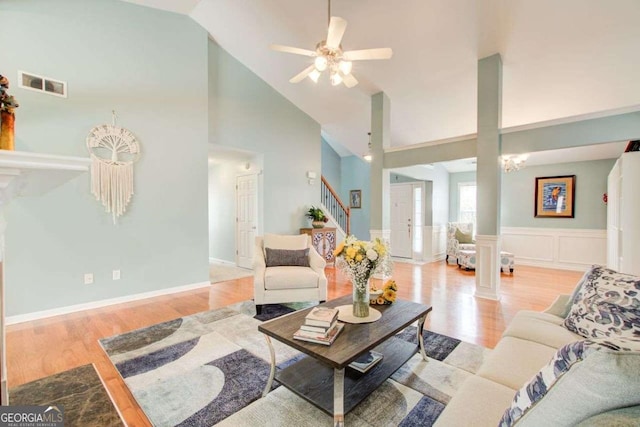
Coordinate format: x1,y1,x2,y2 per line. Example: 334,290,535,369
475,54,503,300
474,235,501,299
370,92,392,279
0,150,90,405
369,92,391,236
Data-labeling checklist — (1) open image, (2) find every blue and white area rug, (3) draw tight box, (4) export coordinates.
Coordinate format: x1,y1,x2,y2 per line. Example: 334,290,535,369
99,301,489,426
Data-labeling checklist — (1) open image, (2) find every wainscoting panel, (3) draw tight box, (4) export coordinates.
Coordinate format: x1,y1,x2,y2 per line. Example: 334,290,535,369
423,225,446,262
434,225,446,262
501,227,606,271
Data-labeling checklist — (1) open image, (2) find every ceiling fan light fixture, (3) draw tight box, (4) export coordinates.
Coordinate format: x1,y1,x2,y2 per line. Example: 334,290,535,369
338,60,352,75
308,69,321,83
314,55,328,71
270,0,392,89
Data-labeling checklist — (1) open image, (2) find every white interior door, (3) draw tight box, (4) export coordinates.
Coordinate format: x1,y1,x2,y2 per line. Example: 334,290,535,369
236,174,258,268
390,183,413,258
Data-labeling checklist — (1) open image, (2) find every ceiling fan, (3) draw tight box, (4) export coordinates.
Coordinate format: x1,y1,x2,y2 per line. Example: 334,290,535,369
270,0,393,88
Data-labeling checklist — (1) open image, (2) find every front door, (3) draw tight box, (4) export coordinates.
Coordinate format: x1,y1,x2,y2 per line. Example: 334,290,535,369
390,183,413,258
236,174,258,268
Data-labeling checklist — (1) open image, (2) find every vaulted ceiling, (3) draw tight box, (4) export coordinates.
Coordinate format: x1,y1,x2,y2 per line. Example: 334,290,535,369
125,0,640,159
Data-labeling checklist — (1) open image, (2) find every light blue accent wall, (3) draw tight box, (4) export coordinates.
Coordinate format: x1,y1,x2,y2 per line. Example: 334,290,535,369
449,171,477,222
501,159,615,229
1,0,210,316
321,138,342,192
341,156,371,240
209,41,321,233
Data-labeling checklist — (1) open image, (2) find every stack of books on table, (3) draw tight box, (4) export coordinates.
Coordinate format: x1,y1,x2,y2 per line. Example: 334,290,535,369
293,307,343,346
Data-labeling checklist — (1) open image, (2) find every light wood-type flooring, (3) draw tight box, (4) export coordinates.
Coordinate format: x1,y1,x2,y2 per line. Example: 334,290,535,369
6,261,583,426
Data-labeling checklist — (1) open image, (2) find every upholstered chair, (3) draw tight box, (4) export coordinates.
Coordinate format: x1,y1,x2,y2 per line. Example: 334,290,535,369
446,222,475,264
253,233,328,314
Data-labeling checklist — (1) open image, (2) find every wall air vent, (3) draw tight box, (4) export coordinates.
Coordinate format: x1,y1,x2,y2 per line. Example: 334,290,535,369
18,70,67,98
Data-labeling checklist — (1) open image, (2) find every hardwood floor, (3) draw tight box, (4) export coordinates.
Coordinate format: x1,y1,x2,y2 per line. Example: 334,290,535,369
6,261,583,426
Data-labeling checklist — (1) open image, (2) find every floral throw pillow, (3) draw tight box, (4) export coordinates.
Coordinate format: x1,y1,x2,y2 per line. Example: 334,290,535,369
563,265,640,340
500,338,640,426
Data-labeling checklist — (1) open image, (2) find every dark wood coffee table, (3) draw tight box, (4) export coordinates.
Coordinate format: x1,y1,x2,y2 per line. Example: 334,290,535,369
258,295,432,426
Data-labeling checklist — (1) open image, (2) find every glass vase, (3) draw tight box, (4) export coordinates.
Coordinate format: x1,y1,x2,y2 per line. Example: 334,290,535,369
352,277,370,318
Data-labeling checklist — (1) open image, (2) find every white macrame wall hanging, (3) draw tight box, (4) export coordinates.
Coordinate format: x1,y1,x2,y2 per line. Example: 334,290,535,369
86,111,141,223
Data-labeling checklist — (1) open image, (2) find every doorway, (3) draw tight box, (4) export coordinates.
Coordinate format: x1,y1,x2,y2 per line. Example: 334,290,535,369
208,146,262,268
390,182,425,260
236,174,258,268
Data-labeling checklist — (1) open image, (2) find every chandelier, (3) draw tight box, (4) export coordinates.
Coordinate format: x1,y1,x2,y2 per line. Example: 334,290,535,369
501,154,528,173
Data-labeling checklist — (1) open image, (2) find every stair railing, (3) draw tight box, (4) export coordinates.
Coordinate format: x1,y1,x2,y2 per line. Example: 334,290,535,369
321,176,350,235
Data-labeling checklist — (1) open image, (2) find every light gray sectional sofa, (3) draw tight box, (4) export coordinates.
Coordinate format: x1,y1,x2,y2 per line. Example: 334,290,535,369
435,265,640,426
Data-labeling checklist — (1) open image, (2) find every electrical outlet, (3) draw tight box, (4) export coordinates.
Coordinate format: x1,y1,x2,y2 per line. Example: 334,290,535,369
112,270,121,280
84,273,94,285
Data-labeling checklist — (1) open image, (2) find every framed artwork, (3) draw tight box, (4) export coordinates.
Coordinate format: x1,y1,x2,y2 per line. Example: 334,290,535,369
534,175,576,218
624,140,640,152
349,190,362,209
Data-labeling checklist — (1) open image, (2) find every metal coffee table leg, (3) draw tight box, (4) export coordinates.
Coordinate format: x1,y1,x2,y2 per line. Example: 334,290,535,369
333,368,345,427
417,314,428,361
262,335,276,397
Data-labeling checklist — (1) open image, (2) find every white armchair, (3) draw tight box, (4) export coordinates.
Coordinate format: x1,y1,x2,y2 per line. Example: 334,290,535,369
253,233,328,315
446,222,475,264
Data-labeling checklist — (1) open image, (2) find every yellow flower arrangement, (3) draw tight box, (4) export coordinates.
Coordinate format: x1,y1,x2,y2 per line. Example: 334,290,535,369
333,236,390,287
334,235,392,316
371,279,398,305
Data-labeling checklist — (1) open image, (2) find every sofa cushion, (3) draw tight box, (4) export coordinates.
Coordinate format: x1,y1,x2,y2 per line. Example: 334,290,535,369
265,248,309,267
477,336,559,390
564,265,640,340
433,375,516,427
263,233,309,251
455,227,473,244
499,338,640,427
264,266,319,290
503,310,583,349
575,405,640,426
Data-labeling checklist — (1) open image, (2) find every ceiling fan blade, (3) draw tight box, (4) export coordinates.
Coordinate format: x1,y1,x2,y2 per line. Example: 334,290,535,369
326,16,347,49
289,65,316,83
343,48,393,61
270,44,316,57
343,73,358,88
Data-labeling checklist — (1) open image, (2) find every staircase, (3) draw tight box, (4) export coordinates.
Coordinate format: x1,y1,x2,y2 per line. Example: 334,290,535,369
321,176,350,239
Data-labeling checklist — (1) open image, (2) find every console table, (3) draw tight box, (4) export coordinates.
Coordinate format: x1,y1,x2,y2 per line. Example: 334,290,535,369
300,227,336,266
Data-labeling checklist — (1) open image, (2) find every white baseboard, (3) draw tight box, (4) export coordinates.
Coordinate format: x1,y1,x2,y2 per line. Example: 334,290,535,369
209,257,236,266
501,227,606,272
6,281,211,325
